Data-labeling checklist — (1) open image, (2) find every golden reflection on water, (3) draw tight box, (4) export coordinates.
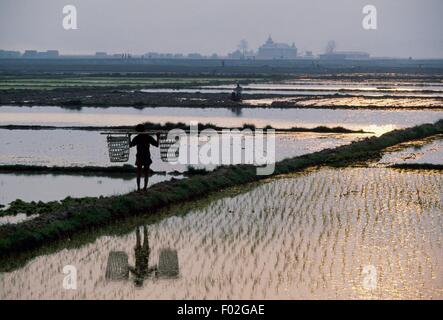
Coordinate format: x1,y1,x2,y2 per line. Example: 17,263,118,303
2,106,442,138
298,97,443,108
0,168,442,299
0,111,396,136
245,97,443,108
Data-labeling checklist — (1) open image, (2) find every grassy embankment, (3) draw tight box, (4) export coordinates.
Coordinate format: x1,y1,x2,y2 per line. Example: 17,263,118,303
0,122,369,134
0,120,442,257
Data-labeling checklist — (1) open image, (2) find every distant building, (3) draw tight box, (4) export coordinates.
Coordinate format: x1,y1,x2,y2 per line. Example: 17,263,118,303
23,50,38,58
143,52,185,59
187,53,204,59
227,49,255,60
42,50,59,58
0,50,21,58
22,50,59,58
257,36,297,60
144,52,158,59
320,51,370,60
228,50,244,60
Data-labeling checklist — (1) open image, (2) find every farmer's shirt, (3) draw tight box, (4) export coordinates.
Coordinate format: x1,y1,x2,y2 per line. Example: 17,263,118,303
130,134,159,161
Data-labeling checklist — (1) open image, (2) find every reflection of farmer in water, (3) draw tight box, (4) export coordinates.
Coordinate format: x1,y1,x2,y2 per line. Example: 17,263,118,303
129,225,156,287
105,225,180,286
129,124,160,192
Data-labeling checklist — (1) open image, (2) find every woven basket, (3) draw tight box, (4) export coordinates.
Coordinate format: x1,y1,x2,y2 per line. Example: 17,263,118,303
159,133,180,162
107,135,130,163
106,133,180,163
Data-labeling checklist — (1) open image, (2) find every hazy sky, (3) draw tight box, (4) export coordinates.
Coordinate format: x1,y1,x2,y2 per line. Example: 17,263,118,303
1,0,442,58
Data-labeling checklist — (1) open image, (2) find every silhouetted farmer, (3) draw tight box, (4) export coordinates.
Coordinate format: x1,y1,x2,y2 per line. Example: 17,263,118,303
231,82,242,101
129,124,159,192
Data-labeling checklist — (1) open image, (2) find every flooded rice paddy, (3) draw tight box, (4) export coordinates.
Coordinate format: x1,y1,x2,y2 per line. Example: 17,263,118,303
1,76,442,300
379,135,443,166
244,96,443,108
0,127,361,208
1,106,442,135
0,129,363,169
140,80,443,108
236,80,443,93
0,173,182,209
1,167,442,299
141,80,443,98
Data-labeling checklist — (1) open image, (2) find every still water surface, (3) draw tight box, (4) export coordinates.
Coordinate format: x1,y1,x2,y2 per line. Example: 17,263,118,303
0,173,182,208
0,129,364,169
1,106,442,135
1,168,442,299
